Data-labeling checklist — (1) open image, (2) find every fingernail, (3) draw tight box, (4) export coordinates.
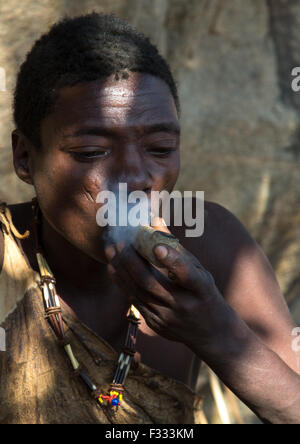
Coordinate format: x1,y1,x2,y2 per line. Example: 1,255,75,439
107,263,116,274
154,244,168,259
105,245,117,261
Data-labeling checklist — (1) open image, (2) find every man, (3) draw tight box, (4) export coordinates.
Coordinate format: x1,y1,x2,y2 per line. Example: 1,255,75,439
0,12,299,424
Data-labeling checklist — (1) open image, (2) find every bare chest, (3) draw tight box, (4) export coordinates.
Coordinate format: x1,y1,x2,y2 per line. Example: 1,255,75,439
60,289,198,390
88,309,198,390
136,317,199,389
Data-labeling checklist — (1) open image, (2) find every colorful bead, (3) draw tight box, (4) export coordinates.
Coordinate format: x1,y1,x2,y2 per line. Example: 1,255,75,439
34,199,136,411
98,391,122,407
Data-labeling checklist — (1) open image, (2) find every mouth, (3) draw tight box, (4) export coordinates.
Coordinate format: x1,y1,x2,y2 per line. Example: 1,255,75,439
95,183,180,265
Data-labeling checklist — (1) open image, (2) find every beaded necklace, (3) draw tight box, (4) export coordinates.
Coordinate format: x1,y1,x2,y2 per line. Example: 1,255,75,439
31,198,141,411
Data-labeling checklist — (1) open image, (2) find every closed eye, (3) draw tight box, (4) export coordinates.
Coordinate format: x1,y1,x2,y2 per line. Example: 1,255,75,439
69,149,110,161
146,147,177,157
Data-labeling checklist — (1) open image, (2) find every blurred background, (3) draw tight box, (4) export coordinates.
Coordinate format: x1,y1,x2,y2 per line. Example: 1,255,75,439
0,0,299,424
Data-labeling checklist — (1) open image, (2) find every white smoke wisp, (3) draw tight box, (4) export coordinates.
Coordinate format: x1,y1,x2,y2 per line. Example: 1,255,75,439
96,183,205,244
96,182,155,248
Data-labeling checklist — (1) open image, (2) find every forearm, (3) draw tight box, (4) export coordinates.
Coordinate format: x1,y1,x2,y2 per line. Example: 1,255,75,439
191,304,300,424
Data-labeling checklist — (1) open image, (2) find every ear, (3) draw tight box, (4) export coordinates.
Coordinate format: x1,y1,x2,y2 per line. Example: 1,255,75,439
11,129,34,185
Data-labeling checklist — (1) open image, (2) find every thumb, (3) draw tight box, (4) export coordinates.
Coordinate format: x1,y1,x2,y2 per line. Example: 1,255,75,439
153,243,205,293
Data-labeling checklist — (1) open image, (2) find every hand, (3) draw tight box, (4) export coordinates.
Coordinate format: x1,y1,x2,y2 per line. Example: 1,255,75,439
105,227,230,352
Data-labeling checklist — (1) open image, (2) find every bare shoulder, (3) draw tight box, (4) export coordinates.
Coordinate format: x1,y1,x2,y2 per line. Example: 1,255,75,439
201,201,266,280
171,199,259,293
172,198,257,253
202,200,256,245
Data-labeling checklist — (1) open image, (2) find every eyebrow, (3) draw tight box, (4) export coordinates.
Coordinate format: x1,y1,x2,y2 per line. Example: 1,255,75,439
63,122,181,139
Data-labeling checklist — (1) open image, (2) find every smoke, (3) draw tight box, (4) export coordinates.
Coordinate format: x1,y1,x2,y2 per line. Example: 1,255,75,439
95,183,205,246
96,182,153,247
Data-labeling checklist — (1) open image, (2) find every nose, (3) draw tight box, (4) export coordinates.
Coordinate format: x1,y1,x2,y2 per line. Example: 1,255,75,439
113,146,153,193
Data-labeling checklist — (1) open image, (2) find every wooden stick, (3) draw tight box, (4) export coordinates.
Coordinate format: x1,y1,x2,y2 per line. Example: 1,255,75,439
224,386,244,424
208,367,231,424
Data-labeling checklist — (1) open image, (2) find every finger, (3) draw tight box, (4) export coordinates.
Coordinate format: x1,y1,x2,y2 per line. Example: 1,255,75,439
153,244,209,293
109,245,176,308
107,262,166,322
105,244,117,262
104,240,128,263
130,298,166,335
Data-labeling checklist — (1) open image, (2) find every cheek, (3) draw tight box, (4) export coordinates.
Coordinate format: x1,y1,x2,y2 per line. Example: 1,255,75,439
32,151,74,200
170,154,180,185
153,155,180,192
32,153,108,254
33,152,107,204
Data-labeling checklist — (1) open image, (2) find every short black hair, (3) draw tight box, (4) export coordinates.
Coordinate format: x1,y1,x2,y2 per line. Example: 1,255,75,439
13,12,179,148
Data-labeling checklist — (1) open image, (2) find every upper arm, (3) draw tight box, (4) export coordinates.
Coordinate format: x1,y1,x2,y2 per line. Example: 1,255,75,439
198,202,299,373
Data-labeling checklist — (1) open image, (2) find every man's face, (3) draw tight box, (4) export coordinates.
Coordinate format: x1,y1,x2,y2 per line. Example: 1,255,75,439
29,72,180,263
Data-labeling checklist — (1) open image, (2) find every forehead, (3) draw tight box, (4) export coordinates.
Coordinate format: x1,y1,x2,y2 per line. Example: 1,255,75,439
45,73,179,138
